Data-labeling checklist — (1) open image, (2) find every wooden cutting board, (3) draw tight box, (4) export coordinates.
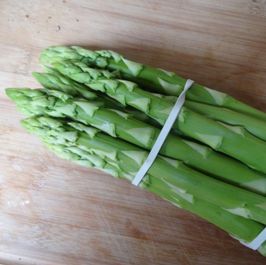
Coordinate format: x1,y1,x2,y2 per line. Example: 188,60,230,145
0,0,266,264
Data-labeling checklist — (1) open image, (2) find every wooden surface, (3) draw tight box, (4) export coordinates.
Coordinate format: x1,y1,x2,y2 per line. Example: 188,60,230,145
0,0,266,264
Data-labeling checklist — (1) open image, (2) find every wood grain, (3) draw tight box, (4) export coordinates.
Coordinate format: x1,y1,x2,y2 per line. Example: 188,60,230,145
0,0,266,264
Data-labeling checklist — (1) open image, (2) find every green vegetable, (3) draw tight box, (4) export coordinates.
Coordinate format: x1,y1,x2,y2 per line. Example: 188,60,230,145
185,101,266,141
21,115,266,248
32,70,161,128
7,89,266,224
6,87,266,195
39,45,266,121
42,59,266,142
6,45,266,255
156,95,266,141
42,60,266,173
32,68,98,100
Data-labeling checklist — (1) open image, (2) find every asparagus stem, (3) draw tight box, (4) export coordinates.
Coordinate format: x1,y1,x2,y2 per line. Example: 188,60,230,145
6,87,266,195
23,116,266,256
42,61,266,173
185,101,266,141
158,95,266,142
39,49,266,142
39,60,266,143
20,116,266,225
38,131,266,253
39,46,266,121
32,70,161,128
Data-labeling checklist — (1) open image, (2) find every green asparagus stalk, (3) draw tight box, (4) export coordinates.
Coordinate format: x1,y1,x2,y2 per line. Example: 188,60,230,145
6,45,266,256
8,90,266,224
32,71,266,194
46,60,266,142
43,61,266,173
156,94,266,141
21,116,266,256
32,70,161,128
6,87,266,195
20,117,265,253
49,146,266,257
39,46,266,121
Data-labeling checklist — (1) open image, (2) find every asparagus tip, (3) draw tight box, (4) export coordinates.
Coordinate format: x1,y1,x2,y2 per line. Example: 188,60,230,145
5,88,22,100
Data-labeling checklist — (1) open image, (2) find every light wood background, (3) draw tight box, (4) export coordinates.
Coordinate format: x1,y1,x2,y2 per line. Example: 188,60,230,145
0,0,266,264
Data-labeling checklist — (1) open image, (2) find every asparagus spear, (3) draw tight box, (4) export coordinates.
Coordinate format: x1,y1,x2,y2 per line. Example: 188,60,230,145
185,101,266,141
44,60,266,142
22,116,266,256
39,46,266,121
42,61,266,173
6,87,266,195
155,94,266,141
32,70,161,128
32,71,266,194
20,115,266,227
8,87,266,224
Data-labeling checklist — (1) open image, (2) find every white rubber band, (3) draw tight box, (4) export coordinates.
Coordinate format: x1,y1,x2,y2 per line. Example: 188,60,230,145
132,79,194,186
241,227,266,250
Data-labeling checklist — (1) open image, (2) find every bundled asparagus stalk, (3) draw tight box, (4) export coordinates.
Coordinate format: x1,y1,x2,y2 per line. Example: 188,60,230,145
37,59,266,173
30,71,266,194
40,46,266,121
41,47,266,142
40,54,266,141
21,115,266,255
5,46,266,256
6,87,266,195
6,87,266,223
32,70,161,127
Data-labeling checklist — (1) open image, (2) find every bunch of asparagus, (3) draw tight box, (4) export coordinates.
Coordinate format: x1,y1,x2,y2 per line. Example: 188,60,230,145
6,46,266,255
